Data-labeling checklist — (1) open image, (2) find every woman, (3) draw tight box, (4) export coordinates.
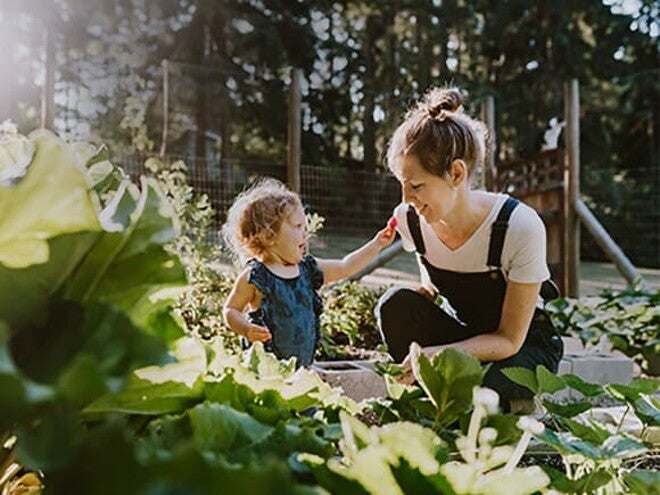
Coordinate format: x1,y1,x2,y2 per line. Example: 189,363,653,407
377,86,563,411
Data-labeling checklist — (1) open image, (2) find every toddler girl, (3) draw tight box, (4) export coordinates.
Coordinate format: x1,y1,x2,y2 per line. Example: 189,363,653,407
222,178,395,367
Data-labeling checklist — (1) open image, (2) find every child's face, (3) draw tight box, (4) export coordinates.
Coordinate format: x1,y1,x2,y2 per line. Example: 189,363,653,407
270,204,308,265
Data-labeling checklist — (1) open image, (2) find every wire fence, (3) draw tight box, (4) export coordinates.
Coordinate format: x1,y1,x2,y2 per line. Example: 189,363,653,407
121,153,401,233
121,154,659,269
580,166,659,269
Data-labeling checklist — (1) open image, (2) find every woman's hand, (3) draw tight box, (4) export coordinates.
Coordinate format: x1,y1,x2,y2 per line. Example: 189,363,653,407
244,323,272,343
395,344,446,385
395,355,416,385
416,286,437,302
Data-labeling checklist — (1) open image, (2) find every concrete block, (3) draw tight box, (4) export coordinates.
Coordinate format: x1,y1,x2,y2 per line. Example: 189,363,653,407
560,337,613,355
557,357,573,375
551,353,634,402
561,337,586,355
312,360,386,402
567,353,633,386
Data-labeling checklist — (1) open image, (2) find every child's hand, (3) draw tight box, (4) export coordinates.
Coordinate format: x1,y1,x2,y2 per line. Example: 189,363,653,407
244,324,272,343
375,216,398,247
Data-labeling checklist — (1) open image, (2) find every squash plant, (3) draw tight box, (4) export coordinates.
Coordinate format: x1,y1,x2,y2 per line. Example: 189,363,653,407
546,284,659,375
504,365,659,494
0,128,188,493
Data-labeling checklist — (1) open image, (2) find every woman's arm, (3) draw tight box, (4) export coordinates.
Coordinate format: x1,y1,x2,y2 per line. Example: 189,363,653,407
316,226,395,284
404,281,540,369
222,268,272,342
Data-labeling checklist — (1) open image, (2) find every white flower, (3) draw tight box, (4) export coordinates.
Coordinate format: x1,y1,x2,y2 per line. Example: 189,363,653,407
478,427,498,446
503,416,545,473
517,416,544,435
472,386,500,415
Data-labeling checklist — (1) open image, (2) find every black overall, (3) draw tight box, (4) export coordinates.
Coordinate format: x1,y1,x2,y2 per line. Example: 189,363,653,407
377,198,564,408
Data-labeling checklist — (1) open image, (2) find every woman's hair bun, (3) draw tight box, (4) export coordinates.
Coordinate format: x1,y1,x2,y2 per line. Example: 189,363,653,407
423,87,464,118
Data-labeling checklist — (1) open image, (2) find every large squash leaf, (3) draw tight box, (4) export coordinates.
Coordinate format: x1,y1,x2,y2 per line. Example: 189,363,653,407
0,130,101,269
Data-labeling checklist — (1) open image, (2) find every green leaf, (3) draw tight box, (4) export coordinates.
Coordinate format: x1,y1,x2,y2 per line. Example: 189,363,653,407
542,464,612,494
245,341,297,377
410,343,443,409
188,402,272,459
390,458,457,495
339,411,372,457
63,177,186,330
10,301,169,384
538,429,604,460
610,378,660,396
246,389,292,425
0,232,100,330
0,372,28,431
536,365,566,393
542,400,592,418
630,394,660,426
501,367,538,394
557,416,611,445
15,404,82,471
562,374,604,397
600,435,647,459
57,353,108,407
483,414,522,446
0,130,101,269
412,347,484,428
84,378,204,416
623,470,660,495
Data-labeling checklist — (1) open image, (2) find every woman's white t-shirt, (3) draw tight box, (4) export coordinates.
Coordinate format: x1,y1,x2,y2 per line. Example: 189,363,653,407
392,193,551,285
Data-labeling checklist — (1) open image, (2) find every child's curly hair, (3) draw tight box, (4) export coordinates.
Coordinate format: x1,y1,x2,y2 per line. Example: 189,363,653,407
222,177,303,262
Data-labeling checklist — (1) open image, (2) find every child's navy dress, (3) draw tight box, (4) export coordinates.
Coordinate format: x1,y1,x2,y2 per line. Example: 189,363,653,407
246,255,324,367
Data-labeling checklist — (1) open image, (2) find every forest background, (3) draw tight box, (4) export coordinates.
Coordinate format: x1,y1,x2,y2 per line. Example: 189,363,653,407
0,0,658,267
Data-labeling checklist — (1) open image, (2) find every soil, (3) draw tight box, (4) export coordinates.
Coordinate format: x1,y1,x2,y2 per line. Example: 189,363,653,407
320,345,385,362
520,450,660,472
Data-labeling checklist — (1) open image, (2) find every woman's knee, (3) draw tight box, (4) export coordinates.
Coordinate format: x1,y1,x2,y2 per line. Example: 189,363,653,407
376,287,430,333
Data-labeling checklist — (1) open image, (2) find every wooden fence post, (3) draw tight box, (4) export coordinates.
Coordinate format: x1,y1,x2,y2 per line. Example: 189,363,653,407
481,95,496,191
287,68,302,193
564,79,580,297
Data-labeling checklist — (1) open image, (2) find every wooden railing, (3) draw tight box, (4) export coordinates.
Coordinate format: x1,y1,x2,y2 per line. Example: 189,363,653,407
496,148,566,295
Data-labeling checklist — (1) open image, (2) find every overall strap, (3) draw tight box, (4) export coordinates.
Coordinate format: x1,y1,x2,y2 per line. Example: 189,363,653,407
487,197,519,267
406,205,426,255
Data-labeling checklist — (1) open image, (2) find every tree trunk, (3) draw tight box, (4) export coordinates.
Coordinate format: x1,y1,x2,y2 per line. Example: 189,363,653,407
41,27,55,130
192,14,207,165
209,11,234,191
362,14,380,225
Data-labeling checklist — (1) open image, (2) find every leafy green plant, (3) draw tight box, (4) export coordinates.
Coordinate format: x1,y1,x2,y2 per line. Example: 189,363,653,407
301,390,555,495
0,128,190,493
504,365,659,494
318,281,387,360
370,347,487,431
546,283,659,374
141,156,239,343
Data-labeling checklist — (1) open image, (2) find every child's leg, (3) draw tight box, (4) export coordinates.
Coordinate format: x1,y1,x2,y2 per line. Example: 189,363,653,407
376,287,468,362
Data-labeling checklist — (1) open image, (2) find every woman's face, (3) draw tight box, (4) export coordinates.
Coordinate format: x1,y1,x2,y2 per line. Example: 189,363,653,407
391,154,455,223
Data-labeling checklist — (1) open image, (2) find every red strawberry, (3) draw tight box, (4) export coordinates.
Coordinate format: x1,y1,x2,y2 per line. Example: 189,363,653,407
387,216,398,230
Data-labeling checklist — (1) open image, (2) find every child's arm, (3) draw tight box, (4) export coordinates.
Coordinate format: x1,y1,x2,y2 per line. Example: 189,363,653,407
222,268,272,342
316,222,396,284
